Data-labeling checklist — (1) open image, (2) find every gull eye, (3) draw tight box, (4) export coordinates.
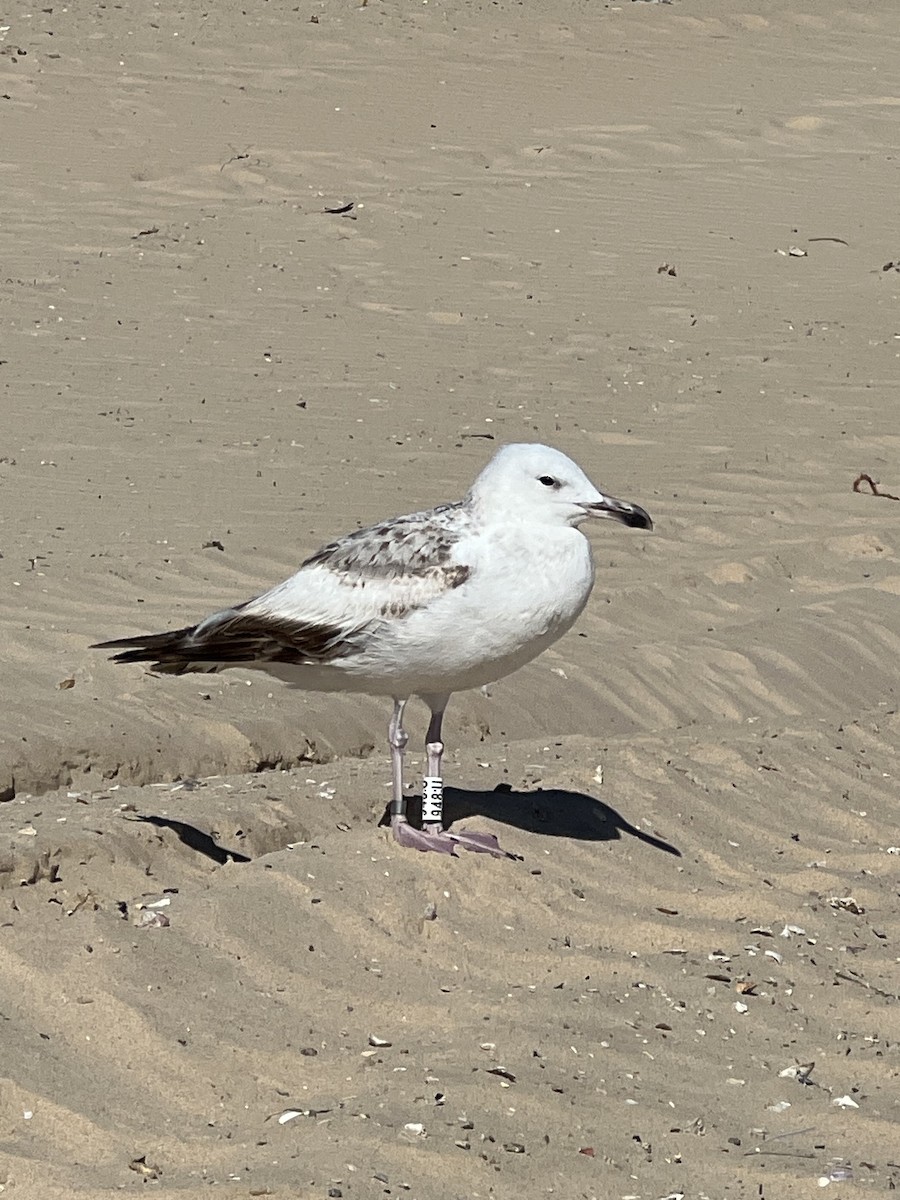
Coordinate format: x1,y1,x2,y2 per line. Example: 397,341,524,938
538,475,560,489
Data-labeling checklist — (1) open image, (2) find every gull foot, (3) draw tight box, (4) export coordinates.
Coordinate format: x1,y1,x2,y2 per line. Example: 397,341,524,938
444,826,516,859
391,815,459,855
391,816,515,859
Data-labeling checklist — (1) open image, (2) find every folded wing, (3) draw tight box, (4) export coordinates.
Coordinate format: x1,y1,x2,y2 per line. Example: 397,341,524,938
94,503,476,674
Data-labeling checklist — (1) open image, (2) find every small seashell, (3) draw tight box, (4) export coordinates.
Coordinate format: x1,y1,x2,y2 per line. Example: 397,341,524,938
277,1110,304,1125
779,1062,814,1083
832,1094,859,1109
766,1100,791,1113
403,1122,425,1136
128,1156,161,1179
368,1034,392,1047
734,1001,749,1014
134,910,169,929
829,896,864,915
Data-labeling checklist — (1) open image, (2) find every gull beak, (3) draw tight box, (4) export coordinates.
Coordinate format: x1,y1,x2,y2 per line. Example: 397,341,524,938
581,493,653,530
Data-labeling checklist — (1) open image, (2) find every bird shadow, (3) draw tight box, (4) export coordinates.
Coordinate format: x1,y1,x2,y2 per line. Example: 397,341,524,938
380,783,681,857
127,814,252,865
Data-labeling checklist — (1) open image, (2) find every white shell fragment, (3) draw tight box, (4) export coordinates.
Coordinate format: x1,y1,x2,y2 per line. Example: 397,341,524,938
832,1094,859,1109
779,1062,814,1083
828,896,864,914
134,910,170,929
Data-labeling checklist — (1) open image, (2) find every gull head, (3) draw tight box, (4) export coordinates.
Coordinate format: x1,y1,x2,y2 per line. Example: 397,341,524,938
469,443,653,531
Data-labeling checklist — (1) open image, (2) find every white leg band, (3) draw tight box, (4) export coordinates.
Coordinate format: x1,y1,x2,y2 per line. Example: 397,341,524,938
422,776,443,824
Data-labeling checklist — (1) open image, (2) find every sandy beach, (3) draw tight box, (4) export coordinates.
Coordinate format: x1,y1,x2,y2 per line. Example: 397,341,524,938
2,1,899,1195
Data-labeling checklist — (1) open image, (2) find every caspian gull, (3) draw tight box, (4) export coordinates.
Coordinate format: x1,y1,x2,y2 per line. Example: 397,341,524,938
94,443,652,857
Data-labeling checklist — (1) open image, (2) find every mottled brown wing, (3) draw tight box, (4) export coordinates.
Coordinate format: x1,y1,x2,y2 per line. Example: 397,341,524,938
93,608,371,675
301,503,468,580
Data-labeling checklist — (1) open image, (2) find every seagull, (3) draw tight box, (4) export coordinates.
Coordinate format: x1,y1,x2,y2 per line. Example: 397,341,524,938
94,443,652,857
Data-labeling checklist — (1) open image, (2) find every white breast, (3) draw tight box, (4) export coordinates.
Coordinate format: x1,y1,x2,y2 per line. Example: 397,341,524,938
350,524,596,695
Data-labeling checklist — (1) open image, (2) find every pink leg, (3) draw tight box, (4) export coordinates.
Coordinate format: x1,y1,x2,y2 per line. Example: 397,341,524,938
392,698,513,859
389,697,454,854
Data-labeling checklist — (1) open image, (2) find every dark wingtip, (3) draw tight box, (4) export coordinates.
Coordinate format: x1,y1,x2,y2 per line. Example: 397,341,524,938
90,627,195,665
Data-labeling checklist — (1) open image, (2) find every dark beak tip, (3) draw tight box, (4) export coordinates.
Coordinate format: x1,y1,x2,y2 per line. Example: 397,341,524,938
625,505,653,531
584,498,653,531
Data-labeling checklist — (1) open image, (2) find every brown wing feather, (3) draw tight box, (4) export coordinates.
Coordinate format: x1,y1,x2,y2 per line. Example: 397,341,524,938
301,503,469,579
93,608,370,675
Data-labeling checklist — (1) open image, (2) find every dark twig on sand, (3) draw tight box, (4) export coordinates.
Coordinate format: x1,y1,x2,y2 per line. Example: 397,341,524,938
852,473,900,502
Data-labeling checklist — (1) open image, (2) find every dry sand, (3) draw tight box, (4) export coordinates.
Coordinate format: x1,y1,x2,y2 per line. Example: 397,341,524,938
2,0,900,1195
